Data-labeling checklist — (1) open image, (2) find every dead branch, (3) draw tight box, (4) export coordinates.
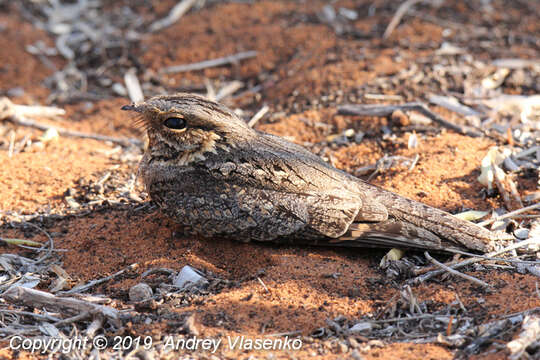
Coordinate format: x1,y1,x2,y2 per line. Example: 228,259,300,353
428,95,482,117
383,0,424,39
61,263,138,294
1,97,142,147
492,163,513,211
507,316,540,359
124,68,144,103
9,115,142,147
338,102,483,137
248,105,269,128
413,238,540,284
3,286,120,324
161,51,258,74
424,252,491,288
12,103,65,118
478,202,540,227
150,0,199,32
492,58,540,69
215,81,244,101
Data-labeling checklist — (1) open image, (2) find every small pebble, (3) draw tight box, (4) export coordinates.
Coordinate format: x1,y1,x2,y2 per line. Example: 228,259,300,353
40,128,59,143
129,283,153,302
514,228,529,239
349,337,359,348
351,350,365,360
7,87,24,97
343,128,355,137
173,265,208,289
349,322,373,333
112,83,128,96
391,109,409,126
407,132,418,149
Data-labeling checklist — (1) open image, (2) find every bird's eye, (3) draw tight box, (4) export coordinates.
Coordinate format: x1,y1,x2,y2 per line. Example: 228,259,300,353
163,117,187,130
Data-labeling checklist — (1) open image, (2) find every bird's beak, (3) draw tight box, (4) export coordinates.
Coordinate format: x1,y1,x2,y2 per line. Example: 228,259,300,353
121,103,145,113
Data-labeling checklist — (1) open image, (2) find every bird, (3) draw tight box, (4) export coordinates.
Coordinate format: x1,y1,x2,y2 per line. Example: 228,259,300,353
122,93,510,253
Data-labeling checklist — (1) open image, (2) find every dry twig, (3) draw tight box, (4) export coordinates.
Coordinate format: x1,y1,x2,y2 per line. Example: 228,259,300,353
3,286,120,324
10,114,141,147
383,0,424,39
61,263,138,294
124,68,144,103
507,316,540,359
338,103,482,137
424,252,491,288
413,238,540,284
478,202,540,227
161,51,257,74
1,97,142,147
215,81,244,101
491,162,513,211
248,105,269,128
428,95,482,117
150,0,199,32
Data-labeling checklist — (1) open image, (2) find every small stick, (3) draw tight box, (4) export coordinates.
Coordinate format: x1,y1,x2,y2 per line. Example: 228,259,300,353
424,252,491,288
1,97,64,118
86,316,104,338
150,0,199,32
478,202,540,227
408,153,420,171
507,315,540,359
448,249,540,265
338,103,482,137
2,97,142,147
9,115,142,147
7,131,15,157
492,58,540,69
371,313,459,324
3,286,120,322
204,78,217,101
383,0,424,39
0,309,61,322
364,93,404,101
13,104,65,118
248,105,269,128
492,163,513,211
61,263,138,294
413,238,540,284
124,68,144,103
0,237,43,247
266,330,302,337
257,277,270,293
446,315,454,335
161,51,257,74
53,311,90,327
215,80,244,101
507,176,524,208
454,292,467,312
514,146,540,159
20,221,55,264
428,94,482,117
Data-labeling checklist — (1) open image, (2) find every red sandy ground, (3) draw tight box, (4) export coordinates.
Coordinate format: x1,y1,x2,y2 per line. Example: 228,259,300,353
1,1,539,359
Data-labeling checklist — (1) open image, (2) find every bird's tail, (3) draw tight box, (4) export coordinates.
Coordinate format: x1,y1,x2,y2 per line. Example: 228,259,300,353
328,186,512,253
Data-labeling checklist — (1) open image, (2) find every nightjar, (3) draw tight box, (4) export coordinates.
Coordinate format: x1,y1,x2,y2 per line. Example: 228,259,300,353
122,94,510,253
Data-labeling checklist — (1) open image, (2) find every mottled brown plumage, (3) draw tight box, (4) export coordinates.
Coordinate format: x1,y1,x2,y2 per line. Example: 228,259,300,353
122,93,511,253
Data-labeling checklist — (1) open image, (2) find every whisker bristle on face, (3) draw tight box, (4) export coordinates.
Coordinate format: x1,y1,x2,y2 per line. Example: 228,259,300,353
132,114,150,131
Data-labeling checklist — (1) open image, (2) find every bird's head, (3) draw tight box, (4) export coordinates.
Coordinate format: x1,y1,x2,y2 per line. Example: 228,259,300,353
122,93,254,164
